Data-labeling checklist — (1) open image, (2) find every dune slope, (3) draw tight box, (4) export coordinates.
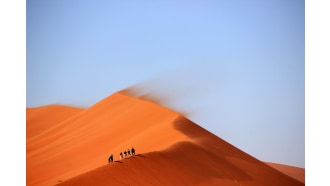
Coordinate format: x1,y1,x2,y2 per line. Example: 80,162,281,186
26,105,84,138
27,92,304,186
57,115,304,186
266,162,305,183
27,93,188,186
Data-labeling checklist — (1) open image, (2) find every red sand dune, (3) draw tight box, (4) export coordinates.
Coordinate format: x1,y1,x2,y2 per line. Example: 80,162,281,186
266,162,305,183
26,92,304,186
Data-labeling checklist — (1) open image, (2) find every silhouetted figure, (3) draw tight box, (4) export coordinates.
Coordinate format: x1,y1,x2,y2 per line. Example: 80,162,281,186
127,149,131,156
120,152,123,159
124,151,127,158
131,147,135,155
108,154,113,163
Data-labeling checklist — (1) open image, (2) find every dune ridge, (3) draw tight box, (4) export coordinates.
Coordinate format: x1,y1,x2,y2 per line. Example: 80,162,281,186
27,92,304,186
27,93,189,186
266,162,305,183
57,115,304,186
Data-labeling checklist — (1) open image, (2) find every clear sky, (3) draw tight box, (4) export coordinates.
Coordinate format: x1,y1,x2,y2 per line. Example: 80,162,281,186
26,0,305,167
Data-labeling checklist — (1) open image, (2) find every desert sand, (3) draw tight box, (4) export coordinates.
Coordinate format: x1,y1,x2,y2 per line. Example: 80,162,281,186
26,92,304,186
266,162,305,183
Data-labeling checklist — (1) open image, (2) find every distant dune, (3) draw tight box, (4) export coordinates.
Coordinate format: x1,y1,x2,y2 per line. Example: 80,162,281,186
26,92,304,186
26,105,84,139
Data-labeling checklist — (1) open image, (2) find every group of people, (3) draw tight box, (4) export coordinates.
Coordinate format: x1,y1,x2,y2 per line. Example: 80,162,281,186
108,147,136,163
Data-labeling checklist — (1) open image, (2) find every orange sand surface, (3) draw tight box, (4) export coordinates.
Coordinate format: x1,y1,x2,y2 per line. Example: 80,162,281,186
26,105,84,139
26,92,304,186
266,162,305,183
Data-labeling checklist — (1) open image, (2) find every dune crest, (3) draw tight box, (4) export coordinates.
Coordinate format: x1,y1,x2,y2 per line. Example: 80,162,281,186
27,92,304,186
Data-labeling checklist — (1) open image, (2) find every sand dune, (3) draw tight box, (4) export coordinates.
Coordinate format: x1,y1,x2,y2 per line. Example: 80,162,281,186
26,105,84,139
266,162,305,183
26,92,304,186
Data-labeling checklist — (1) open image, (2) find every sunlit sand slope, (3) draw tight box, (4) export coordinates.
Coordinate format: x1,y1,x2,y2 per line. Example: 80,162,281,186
27,93,304,186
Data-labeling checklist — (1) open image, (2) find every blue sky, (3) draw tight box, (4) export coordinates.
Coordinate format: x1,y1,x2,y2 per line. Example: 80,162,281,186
26,0,304,167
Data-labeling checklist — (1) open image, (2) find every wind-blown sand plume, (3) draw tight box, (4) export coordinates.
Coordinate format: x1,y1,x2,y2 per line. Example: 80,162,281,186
26,92,304,186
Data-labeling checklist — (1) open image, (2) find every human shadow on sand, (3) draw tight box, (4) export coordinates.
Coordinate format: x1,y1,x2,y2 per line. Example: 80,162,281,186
135,154,146,158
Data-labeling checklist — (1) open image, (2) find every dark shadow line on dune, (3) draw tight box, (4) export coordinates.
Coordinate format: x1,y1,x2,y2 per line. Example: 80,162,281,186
172,115,262,163
162,140,254,183
171,115,304,185
171,116,254,182
135,154,146,158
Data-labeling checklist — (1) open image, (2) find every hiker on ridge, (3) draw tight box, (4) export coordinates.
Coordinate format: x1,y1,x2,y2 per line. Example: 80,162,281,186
108,154,113,163
131,147,135,156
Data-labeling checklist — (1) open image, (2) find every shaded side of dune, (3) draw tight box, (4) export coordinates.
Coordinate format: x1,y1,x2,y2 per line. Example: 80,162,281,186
58,115,304,186
266,162,305,183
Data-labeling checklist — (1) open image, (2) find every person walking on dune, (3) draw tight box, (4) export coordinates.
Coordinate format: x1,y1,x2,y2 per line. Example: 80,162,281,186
124,150,127,158
131,147,135,156
127,149,131,156
108,154,113,163
120,152,123,159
